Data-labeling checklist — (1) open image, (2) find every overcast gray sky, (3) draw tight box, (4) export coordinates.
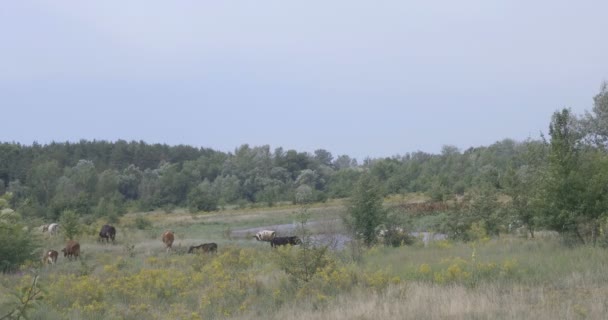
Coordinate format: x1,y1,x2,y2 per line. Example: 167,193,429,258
1,1,607,160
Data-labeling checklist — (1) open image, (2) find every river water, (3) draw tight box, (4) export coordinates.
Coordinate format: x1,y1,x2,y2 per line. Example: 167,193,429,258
231,220,447,250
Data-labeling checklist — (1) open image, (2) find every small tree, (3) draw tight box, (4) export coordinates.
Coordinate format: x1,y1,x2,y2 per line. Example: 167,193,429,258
134,214,153,230
187,180,218,212
59,210,80,240
0,209,40,273
345,173,387,246
273,206,331,283
0,274,44,318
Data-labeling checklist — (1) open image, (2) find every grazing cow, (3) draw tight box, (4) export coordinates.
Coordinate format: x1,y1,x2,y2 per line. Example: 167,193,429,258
162,231,175,251
270,236,302,248
48,223,60,235
99,224,116,243
42,250,59,265
188,242,218,254
39,224,50,233
254,230,276,241
61,240,80,260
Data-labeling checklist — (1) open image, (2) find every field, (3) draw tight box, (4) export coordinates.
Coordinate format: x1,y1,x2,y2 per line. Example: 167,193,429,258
2,202,608,319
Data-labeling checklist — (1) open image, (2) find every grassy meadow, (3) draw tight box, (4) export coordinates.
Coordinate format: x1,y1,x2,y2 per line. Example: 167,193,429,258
2,201,608,319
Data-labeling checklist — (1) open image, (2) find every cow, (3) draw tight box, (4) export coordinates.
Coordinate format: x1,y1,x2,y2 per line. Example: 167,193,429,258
48,223,60,235
188,242,218,254
270,236,302,248
254,230,276,242
99,224,116,243
61,240,80,260
162,231,174,251
39,224,50,233
42,249,59,265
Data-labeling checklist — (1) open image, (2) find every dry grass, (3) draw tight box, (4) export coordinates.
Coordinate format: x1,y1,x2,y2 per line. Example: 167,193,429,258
262,281,608,320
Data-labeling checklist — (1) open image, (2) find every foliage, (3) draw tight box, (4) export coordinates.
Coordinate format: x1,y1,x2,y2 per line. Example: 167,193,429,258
0,209,40,273
273,206,331,283
381,228,417,247
59,210,80,240
0,138,553,221
539,108,608,244
187,179,218,212
134,214,153,230
0,275,44,320
345,174,387,246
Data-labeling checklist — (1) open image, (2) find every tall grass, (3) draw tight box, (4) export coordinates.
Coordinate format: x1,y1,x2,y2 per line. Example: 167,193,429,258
3,207,608,319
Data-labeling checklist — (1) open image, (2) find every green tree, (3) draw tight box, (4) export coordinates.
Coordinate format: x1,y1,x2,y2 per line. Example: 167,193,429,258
581,82,608,147
345,174,387,246
273,206,330,283
96,169,120,200
138,168,161,210
0,204,40,273
327,169,361,198
467,187,503,237
502,140,548,238
333,154,357,169
26,159,61,206
541,108,598,244
187,179,218,212
212,175,240,206
118,164,142,200
59,209,80,240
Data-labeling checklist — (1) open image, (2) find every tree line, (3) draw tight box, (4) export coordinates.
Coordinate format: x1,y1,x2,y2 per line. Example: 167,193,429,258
0,138,531,220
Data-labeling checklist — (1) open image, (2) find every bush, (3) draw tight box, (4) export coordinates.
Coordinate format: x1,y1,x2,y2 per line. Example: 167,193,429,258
134,214,153,230
345,174,387,247
0,211,40,273
59,210,80,240
382,228,416,247
273,206,332,283
187,180,218,212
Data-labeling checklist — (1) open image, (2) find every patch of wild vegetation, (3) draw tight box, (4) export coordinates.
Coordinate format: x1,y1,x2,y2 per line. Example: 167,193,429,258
3,234,608,320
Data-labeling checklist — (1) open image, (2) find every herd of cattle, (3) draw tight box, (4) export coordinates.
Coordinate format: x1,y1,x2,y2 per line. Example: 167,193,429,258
40,224,301,265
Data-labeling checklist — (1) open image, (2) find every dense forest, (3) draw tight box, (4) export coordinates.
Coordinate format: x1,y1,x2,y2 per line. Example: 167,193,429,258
0,138,530,217
1,83,607,244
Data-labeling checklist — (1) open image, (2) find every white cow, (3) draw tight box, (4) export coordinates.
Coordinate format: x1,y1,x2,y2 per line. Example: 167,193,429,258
255,230,276,241
48,223,60,235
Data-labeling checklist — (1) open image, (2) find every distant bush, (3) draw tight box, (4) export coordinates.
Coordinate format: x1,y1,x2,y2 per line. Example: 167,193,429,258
382,228,416,247
60,209,81,240
0,211,40,273
134,215,152,230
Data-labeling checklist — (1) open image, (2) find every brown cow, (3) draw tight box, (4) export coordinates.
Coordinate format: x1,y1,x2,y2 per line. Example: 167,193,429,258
162,231,174,251
61,240,80,260
42,249,59,265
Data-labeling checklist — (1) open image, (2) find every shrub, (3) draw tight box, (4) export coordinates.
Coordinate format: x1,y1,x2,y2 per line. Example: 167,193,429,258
1,275,44,318
0,212,40,273
273,206,332,283
59,209,81,240
134,214,152,230
345,174,387,247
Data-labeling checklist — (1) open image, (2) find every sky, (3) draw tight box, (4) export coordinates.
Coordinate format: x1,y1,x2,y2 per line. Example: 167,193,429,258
1,1,607,161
